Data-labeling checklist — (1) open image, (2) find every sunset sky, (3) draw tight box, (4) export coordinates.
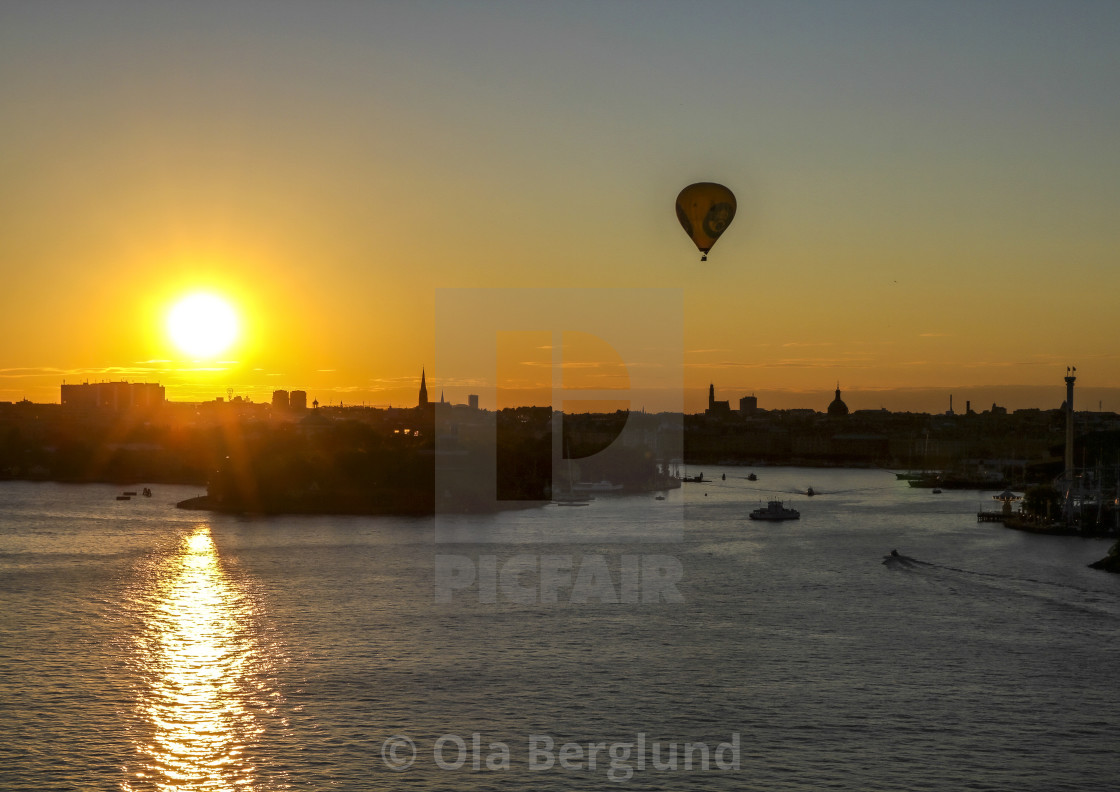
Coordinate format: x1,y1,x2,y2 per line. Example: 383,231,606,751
3,1,1119,413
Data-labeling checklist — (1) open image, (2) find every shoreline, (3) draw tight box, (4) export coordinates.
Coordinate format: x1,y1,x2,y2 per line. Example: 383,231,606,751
175,494,435,517
1000,515,1120,540
175,494,553,518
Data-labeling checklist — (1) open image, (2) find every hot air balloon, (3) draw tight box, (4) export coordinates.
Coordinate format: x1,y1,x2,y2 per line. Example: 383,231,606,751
675,182,736,261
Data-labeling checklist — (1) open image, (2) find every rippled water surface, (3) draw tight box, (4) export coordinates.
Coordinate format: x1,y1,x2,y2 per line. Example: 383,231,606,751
2,471,1119,790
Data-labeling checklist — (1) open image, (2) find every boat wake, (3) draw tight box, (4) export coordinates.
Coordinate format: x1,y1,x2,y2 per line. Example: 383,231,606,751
882,551,927,569
881,552,1120,616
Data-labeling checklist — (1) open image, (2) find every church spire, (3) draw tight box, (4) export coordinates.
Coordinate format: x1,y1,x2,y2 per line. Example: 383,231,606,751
419,368,429,408
828,381,848,417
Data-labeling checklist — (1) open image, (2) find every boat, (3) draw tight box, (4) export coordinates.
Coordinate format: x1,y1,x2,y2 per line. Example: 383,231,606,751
932,488,942,494
747,473,757,481
882,549,918,566
123,491,137,496
553,494,590,506
680,473,705,483
554,440,595,504
654,495,665,501
748,500,800,521
907,467,1008,490
115,495,131,501
572,480,623,493
806,487,816,497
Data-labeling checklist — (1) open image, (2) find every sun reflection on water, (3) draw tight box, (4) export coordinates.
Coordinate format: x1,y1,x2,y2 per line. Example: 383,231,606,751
124,525,278,791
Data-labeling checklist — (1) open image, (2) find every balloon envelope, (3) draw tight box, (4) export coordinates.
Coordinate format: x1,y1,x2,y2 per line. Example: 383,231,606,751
675,182,736,259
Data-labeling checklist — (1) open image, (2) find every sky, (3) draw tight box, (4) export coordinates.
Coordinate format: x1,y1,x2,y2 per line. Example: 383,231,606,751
2,1,1119,413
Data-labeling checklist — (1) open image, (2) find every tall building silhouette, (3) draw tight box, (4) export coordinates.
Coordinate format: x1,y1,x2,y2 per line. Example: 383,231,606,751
418,368,429,408
706,382,730,414
60,381,164,410
827,383,849,417
1064,366,1076,488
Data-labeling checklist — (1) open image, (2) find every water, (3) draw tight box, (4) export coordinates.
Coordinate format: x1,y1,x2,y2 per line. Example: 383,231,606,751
2,470,1119,790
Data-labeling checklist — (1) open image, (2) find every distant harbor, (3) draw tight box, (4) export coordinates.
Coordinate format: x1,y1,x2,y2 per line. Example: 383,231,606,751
1,370,1117,520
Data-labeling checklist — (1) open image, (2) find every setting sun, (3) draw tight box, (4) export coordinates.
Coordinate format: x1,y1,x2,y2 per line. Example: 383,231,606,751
167,293,240,359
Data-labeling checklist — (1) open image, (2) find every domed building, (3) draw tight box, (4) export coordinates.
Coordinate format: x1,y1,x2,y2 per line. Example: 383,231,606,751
827,384,849,417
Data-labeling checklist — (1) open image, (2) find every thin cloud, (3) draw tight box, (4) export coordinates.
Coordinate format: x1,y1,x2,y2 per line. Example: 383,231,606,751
685,356,876,369
432,376,489,388
519,360,620,369
325,385,376,393
368,376,426,385
1,364,231,379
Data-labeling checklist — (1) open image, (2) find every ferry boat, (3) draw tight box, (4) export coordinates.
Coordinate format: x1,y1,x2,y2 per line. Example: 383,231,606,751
748,500,800,521
572,480,623,492
553,492,592,506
